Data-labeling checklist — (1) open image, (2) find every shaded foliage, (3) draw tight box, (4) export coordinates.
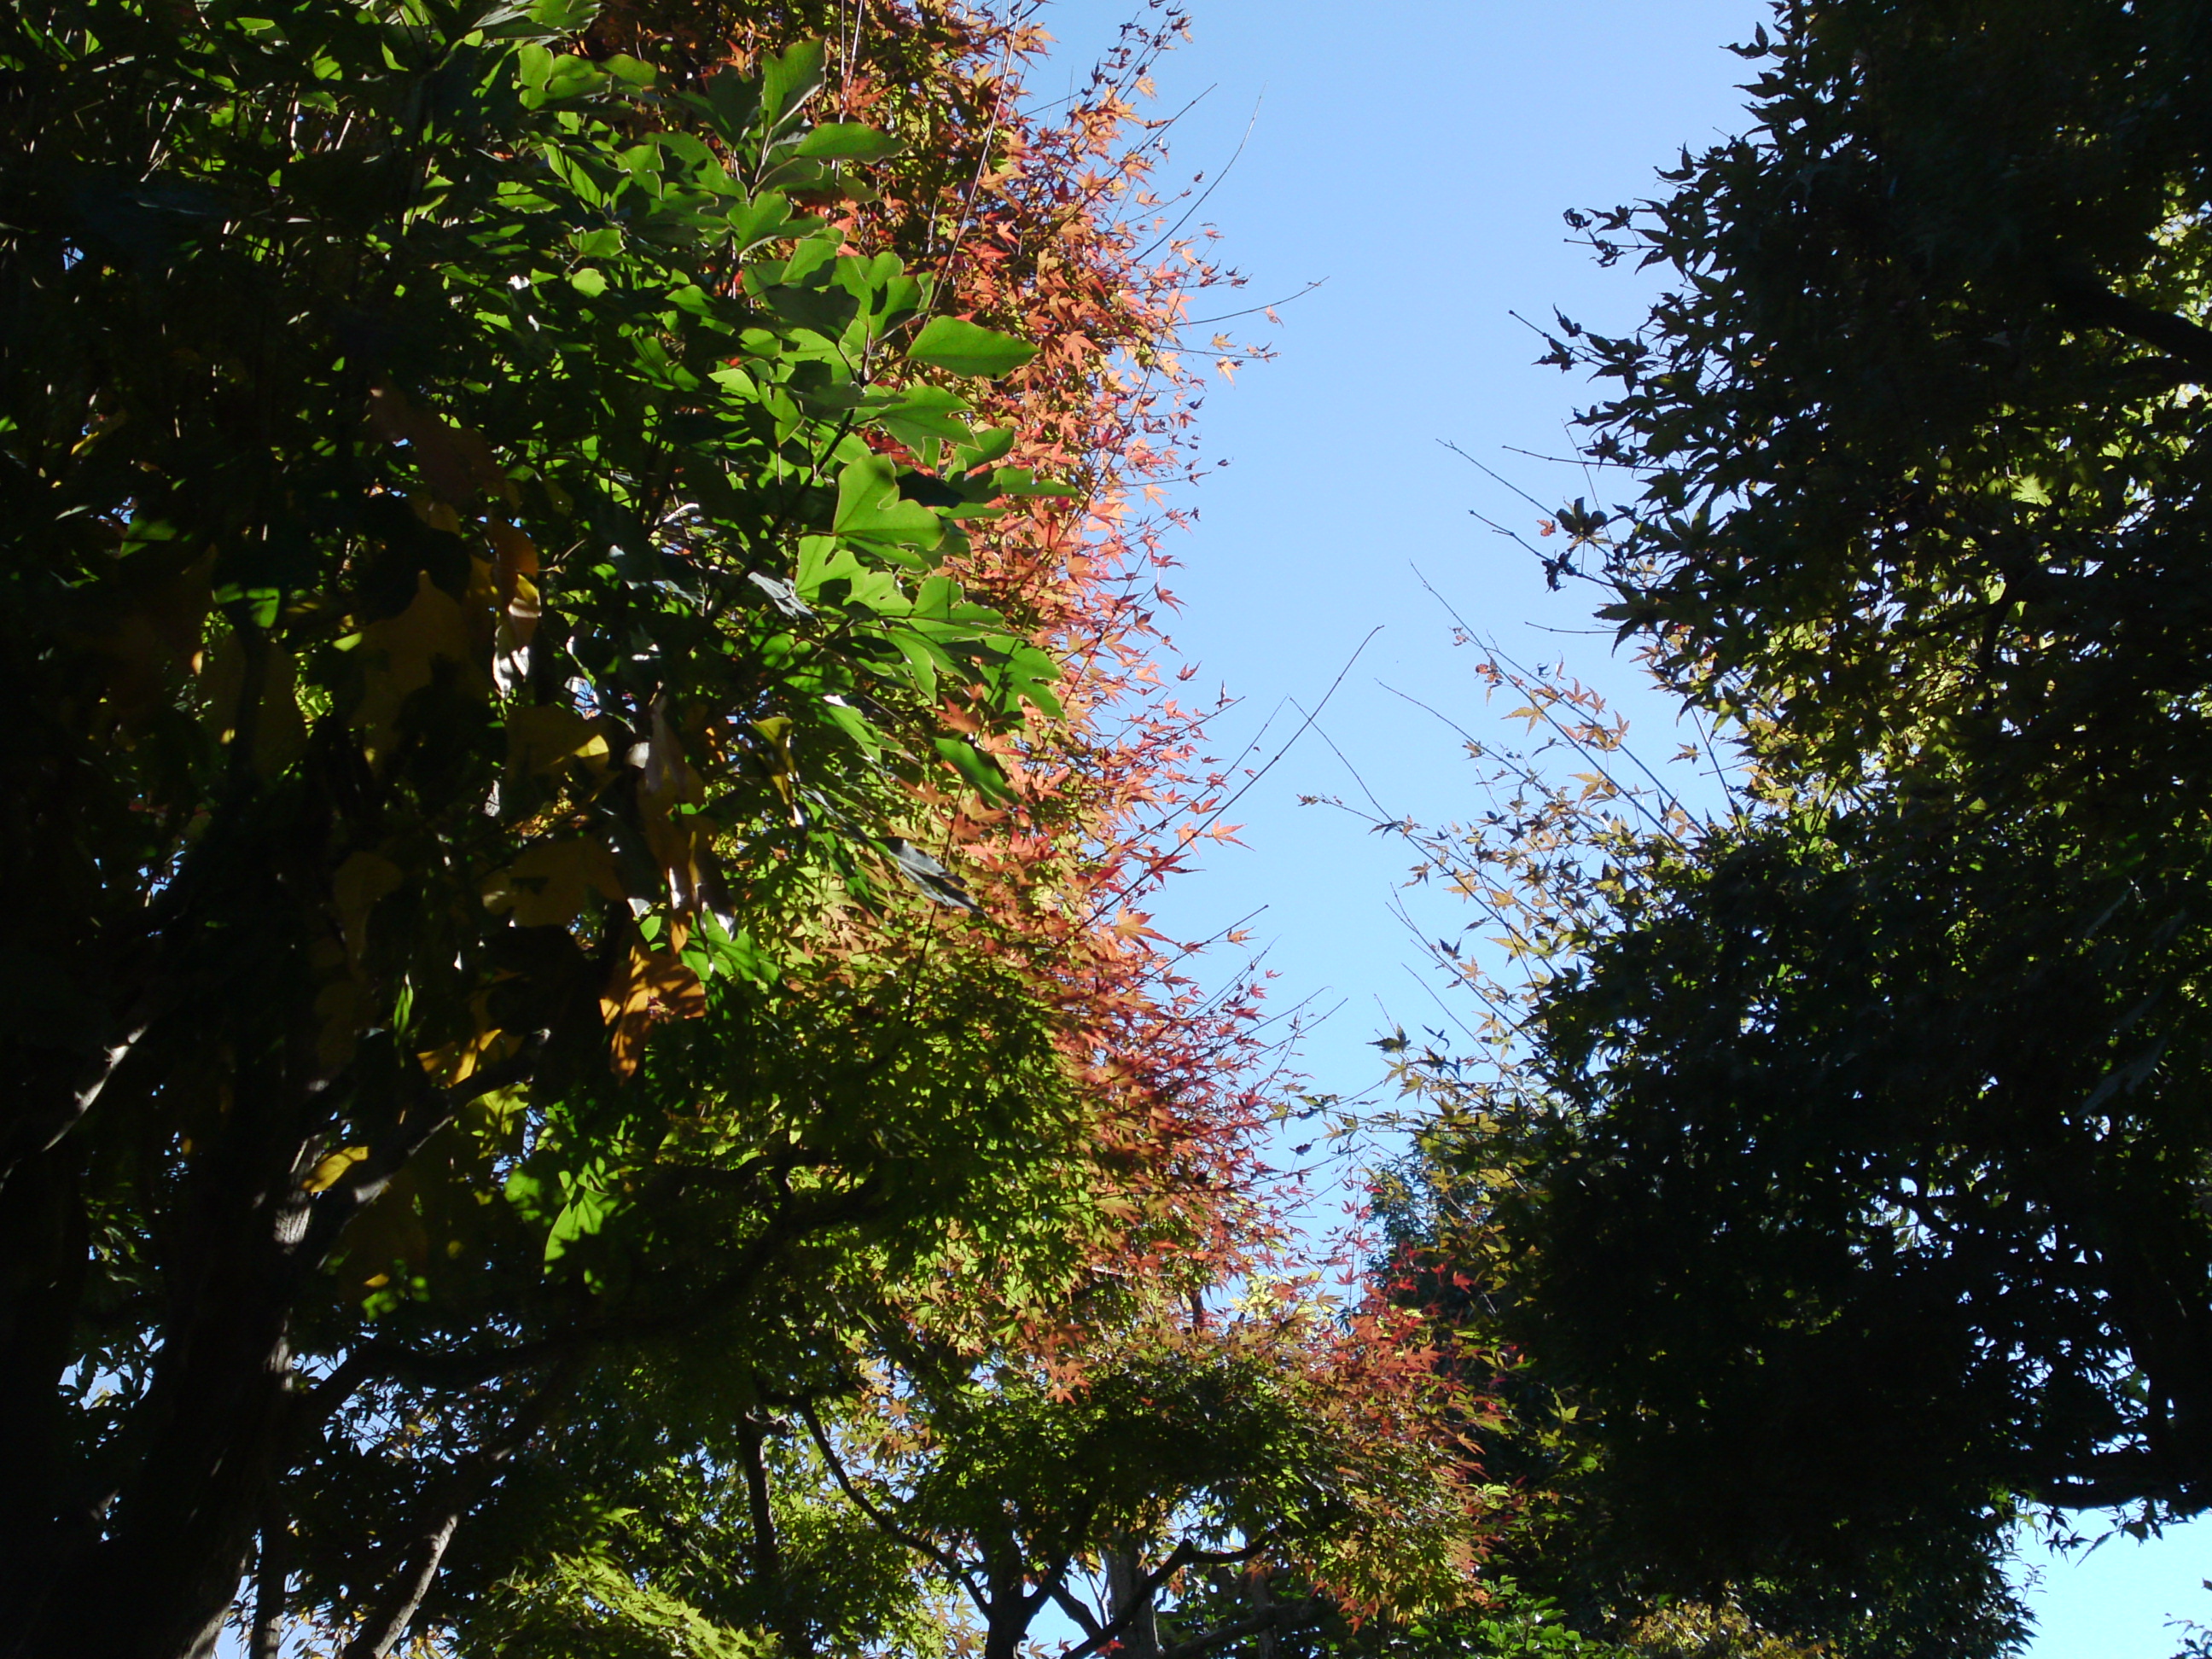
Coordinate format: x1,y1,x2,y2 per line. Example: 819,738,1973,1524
1396,0,2212,1650
0,0,1252,1652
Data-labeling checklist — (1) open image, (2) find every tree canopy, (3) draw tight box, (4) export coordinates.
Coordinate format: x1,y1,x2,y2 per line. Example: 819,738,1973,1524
36,0,2212,1653
0,1,1482,1654
1400,0,2212,1641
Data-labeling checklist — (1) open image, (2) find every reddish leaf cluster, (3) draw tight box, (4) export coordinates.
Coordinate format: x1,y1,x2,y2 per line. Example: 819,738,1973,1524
824,1,1283,1272
600,2,1493,1602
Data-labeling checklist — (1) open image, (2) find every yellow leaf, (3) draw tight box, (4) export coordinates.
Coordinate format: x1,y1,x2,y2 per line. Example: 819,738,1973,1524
313,977,363,1072
70,407,129,456
306,1144,370,1194
488,519,543,693
487,519,540,610
482,838,626,928
70,554,212,725
599,940,707,1080
418,1024,519,1087
462,556,501,661
637,696,709,910
410,495,463,535
417,982,521,1088
369,380,509,504
504,704,608,777
200,632,307,774
338,1164,431,1298
352,571,483,760
331,851,403,969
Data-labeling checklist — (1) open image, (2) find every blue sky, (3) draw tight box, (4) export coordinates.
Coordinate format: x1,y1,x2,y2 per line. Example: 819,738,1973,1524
1027,0,2212,1652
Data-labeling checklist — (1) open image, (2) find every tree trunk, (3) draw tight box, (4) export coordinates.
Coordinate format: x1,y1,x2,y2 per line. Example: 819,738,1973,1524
252,1509,291,1659
49,1265,300,1658
980,1557,1035,1659
340,1375,568,1659
6,1060,319,1659
0,1143,91,1640
1104,1540,1161,1659
1251,1573,1276,1659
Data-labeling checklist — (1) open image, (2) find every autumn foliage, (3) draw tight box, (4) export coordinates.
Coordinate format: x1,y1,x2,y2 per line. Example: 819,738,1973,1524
792,0,1285,1273
0,0,1491,1650
582,0,1298,1282
572,2,1493,1644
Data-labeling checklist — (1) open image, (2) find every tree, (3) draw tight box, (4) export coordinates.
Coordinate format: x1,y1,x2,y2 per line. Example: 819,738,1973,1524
276,9,1503,1651
1406,0,2212,1629
786,1280,1483,1659
1286,609,2040,1655
0,0,1374,1652
0,0,1142,1650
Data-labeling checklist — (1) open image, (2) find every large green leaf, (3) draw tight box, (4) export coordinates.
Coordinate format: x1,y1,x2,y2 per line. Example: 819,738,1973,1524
795,122,901,161
907,316,1037,378
832,456,945,550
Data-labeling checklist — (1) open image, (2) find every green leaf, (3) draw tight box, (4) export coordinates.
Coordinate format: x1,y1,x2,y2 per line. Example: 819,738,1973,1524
527,0,597,32
697,911,776,985
545,1183,620,1264
759,38,826,131
958,425,1017,470
212,582,282,628
872,387,972,450
777,234,840,286
989,466,1080,501
908,317,1037,379
833,456,944,550
727,192,798,251
795,533,862,599
757,157,831,195
697,67,763,143
795,122,901,161
935,736,1011,804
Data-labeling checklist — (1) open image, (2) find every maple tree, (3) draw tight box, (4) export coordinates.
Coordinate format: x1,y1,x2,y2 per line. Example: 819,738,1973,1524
259,9,1490,1656
801,1286,1483,1659
0,0,1500,1654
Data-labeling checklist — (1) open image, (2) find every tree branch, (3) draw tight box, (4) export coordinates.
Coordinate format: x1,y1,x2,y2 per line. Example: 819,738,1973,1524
736,1411,780,1583
339,1514,462,1659
251,1501,290,1659
2034,1467,2197,1511
338,1365,573,1659
300,1036,547,1266
799,1401,987,1613
1059,1541,1201,1659
1051,1580,1105,1639
1162,1594,1330,1659
0,1022,148,1195
2048,265,2212,381
299,1177,890,1424
297,1333,580,1430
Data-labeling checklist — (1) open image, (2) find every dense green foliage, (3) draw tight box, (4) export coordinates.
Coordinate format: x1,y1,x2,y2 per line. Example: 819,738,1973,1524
1412,0,2212,1644
38,0,2212,1651
0,0,1107,1651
